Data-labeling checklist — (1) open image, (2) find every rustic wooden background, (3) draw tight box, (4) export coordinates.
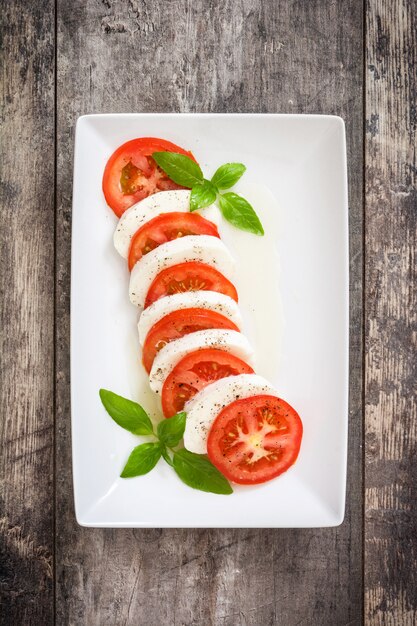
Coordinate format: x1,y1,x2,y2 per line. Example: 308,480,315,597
1,0,416,624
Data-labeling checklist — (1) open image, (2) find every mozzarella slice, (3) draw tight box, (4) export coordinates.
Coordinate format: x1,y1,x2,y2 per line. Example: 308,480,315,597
113,189,219,258
129,235,236,308
183,374,277,454
149,329,253,395
137,291,242,345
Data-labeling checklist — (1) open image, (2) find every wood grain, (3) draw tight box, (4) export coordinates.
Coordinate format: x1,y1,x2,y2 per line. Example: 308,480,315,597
365,0,417,624
0,1,55,624
55,1,363,624
3,0,417,622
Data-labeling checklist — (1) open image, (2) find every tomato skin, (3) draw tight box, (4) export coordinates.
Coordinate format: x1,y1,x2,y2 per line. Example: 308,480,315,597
128,212,220,271
162,348,254,417
103,137,197,217
142,309,240,373
207,395,303,485
144,262,238,308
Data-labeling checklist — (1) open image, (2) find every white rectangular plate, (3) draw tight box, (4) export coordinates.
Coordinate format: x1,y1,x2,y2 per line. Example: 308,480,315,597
71,113,348,527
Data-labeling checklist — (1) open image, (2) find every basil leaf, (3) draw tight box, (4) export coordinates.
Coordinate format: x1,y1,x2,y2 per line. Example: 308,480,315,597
173,449,233,495
99,389,154,435
157,412,186,447
161,446,174,467
120,442,162,478
218,192,264,236
211,163,246,190
152,152,203,188
190,180,218,211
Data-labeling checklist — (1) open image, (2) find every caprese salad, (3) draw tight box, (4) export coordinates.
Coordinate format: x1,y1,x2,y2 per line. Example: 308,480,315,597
100,136,303,495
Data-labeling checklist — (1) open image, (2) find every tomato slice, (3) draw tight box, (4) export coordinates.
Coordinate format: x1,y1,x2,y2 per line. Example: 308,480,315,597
144,262,238,308
142,309,239,373
103,137,197,217
128,212,220,271
207,395,303,485
162,348,254,417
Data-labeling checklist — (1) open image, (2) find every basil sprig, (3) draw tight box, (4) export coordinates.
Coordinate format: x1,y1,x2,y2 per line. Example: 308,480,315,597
121,442,163,478
190,180,217,211
99,389,153,435
99,389,232,495
152,152,203,188
219,193,264,236
173,449,233,495
211,163,246,189
152,152,264,236
157,411,186,447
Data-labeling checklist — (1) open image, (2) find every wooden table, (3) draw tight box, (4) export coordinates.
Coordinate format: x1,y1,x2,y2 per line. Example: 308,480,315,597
1,1,416,624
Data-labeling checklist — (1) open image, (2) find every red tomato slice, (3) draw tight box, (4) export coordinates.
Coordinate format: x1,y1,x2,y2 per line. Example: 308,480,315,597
142,309,239,373
128,212,220,271
207,395,303,485
144,262,238,308
162,348,254,417
103,137,197,217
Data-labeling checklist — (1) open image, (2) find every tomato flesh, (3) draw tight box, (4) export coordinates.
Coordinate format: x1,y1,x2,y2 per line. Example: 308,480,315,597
144,262,238,308
162,348,254,417
142,309,239,373
128,212,220,271
102,137,197,217
207,395,303,485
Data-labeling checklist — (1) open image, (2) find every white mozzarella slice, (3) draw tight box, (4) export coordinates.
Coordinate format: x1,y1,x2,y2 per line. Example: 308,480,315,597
129,235,236,308
149,329,253,395
113,190,219,258
183,374,277,454
137,291,242,345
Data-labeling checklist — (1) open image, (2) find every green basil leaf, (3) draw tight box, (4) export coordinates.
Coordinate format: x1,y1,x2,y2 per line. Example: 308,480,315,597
99,389,154,435
218,192,264,236
161,446,174,467
190,180,218,211
211,163,246,190
120,442,162,478
157,412,187,447
173,449,233,495
152,152,203,188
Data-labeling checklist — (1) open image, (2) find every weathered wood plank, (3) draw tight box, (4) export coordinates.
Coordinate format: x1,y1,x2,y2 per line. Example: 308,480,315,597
0,1,55,624
56,1,363,624
365,0,417,624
